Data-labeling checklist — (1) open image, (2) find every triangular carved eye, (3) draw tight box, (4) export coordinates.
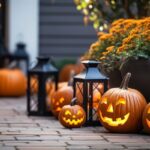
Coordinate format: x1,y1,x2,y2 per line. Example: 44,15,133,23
65,110,71,115
60,97,64,103
147,108,150,114
77,110,82,115
101,97,107,104
107,104,113,113
116,98,126,106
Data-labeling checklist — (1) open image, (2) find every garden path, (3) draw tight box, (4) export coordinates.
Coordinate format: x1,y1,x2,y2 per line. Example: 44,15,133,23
0,97,149,150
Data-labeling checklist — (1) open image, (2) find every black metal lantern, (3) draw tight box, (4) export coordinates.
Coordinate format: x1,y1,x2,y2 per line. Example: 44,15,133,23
73,60,109,126
0,36,10,68
27,56,58,116
12,42,29,73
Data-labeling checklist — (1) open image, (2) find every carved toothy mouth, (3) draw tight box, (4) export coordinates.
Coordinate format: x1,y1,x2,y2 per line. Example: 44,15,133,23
62,117,84,125
146,119,150,128
99,111,130,127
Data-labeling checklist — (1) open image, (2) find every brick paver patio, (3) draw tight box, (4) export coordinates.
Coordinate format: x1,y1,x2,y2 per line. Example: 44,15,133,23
0,97,149,150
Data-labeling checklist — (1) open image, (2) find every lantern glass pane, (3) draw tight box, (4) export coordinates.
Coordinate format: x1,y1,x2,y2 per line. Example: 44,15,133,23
45,77,55,112
75,81,104,122
75,82,83,103
46,77,53,95
91,82,104,121
29,75,39,111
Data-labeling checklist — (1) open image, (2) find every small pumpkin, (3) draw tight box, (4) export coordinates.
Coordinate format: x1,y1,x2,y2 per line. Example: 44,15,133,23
0,68,27,96
48,85,74,117
47,71,80,118
142,103,150,134
59,98,86,128
98,73,147,133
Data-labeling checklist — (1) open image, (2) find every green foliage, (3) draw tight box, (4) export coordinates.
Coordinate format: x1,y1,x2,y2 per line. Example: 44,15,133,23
54,59,77,70
83,18,150,72
74,0,150,31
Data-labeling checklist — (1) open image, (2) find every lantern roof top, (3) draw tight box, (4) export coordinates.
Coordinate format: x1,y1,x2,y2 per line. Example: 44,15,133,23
74,60,108,81
29,56,58,73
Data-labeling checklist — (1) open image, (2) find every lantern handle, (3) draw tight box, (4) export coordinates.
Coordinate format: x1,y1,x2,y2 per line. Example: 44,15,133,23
71,97,78,106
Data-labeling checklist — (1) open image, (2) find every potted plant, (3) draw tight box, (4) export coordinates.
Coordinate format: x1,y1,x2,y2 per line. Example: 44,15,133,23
83,17,150,101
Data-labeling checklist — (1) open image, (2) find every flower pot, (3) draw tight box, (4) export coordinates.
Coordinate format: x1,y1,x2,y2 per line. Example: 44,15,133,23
106,69,122,88
120,58,150,102
100,66,122,88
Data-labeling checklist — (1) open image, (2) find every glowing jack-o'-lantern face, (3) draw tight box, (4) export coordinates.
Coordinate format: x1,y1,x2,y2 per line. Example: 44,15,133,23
142,103,150,134
98,73,147,133
99,97,130,127
98,94,146,133
48,86,73,118
59,103,86,128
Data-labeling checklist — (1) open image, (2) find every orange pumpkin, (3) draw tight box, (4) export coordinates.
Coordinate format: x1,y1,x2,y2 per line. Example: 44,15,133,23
142,103,150,134
58,82,68,89
0,69,27,96
47,70,81,117
48,85,74,118
98,73,147,133
59,63,84,82
59,98,86,128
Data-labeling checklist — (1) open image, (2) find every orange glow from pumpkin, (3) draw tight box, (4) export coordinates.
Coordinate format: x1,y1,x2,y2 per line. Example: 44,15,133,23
60,97,65,103
77,110,83,115
147,107,150,114
146,119,150,128
99,111,130,127
146,107,150,128
65,110,72,115
99,97,130,126
116,98,126,105
101,97,107,104
107,104,113,113
62,110,85,125
62,117,84,125
56,107,61,112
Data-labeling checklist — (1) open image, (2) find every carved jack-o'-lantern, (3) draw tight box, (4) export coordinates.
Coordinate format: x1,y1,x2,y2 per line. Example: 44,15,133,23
98,73,147,133
59,98,86,128
47,71,79,117
142,103,150,134
48,85,73,118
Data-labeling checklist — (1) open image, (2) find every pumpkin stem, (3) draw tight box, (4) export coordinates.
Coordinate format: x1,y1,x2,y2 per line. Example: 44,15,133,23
68,70,75,86
71,97,78,106
120,72,131,89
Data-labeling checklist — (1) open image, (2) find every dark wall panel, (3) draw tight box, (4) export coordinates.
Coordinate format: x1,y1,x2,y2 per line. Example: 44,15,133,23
39,0,97,59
